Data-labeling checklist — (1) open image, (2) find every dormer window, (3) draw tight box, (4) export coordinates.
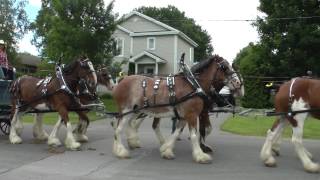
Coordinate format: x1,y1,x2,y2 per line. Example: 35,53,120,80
147,37,156,50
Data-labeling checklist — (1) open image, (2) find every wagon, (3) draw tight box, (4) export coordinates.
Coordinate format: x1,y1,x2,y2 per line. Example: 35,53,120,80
0,68,13,135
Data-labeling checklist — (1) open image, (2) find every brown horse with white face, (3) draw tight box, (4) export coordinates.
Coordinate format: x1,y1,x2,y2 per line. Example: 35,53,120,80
31,66,114,145
9,57,97,150
124,61,244,152
112,55,242,163
50,66,114,144
260,77,320,173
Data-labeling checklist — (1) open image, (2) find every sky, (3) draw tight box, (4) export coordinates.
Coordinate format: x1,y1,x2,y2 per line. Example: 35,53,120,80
18,0,261,62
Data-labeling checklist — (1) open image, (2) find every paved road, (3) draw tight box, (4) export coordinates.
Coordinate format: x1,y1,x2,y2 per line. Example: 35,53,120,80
0,113,319,180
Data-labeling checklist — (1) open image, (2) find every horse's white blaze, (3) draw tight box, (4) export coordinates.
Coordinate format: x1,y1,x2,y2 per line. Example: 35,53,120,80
48,117,62,146
290,98,320,172
33,113,48,140
34,103,50,110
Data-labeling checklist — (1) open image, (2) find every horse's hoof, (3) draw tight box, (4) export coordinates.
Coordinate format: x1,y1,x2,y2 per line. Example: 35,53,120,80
34,132,49,141
9,135,22,144
128,138,141,149
161,149,175,160
264,157,277,167
200,143,213,153
304,163,320,173
193,152,212,164
113,142,130,159
65,141,81,150
48,137,61,147
74,133,89,143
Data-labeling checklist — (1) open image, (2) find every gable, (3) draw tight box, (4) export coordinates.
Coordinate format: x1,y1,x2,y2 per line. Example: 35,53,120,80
121,15,168,33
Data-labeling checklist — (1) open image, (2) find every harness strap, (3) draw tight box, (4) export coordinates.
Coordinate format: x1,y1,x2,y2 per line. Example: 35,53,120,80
153,79,161,105
287,78,298,117
167,74,176,104
142,79,148,107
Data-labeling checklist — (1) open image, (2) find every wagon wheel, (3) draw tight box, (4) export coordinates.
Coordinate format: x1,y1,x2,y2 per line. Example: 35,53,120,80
0,120,10,135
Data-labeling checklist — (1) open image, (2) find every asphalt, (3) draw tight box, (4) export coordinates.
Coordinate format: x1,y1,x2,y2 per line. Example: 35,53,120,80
0,113,319,180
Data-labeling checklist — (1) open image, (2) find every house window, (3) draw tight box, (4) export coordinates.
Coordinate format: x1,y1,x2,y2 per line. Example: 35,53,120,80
116,38,124,56
147,37,156,50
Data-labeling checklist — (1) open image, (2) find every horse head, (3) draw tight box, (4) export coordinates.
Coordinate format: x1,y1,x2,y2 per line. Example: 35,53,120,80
192,55,244,97
63,57,97,96
96,66,114,90
219,59,244,97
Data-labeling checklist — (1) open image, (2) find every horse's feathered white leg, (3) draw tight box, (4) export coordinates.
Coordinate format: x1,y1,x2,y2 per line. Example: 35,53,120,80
113,113,130,158
73,118,89,143
153,118,165,145
260,118,285,167
64,122,81,150
126,117,143,149
14,113,24,136
270,120,287,156
291,99,320,173
48,117,62,146
189,126,212,163
33,113,49,140
160,120,186,160
9,107,22,144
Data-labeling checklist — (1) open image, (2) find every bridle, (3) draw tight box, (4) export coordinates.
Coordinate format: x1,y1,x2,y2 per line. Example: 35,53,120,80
67,59,98,100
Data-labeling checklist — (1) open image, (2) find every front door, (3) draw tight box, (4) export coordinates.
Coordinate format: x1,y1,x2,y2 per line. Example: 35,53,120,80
144,65,155,74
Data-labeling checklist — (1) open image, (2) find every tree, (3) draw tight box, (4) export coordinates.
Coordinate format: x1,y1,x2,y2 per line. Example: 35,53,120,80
136,6,213,61
255,0,320,77
234,0,320,108
0,0,29,66
31,0,117,64
234,43,272,108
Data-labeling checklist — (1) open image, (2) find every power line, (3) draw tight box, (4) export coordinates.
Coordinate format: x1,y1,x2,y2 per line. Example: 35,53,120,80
123,16,320,22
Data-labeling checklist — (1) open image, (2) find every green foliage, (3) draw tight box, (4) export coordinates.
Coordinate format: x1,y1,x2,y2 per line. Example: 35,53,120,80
255,0,320,77
221,115,320,139
234,0,320,108
33,59,55,77
108,60,127,79
234,43,272,108
31,0,118,65
0,0,29,66
136,5,213,61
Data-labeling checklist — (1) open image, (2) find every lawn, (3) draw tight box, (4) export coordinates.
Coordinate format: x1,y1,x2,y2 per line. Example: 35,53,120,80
20,96,117,125
221,115,320,139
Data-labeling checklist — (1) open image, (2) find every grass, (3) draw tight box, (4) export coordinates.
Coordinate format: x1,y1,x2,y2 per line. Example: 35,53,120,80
221,115,320,139
20,96,117,125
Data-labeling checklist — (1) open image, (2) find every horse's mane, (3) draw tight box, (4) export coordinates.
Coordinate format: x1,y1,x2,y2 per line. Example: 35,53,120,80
191,55,224,73
63,59,80,74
